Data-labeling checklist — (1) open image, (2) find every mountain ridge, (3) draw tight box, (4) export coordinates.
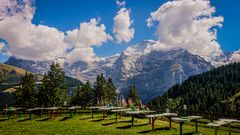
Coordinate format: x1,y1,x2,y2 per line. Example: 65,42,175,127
5,40,236,102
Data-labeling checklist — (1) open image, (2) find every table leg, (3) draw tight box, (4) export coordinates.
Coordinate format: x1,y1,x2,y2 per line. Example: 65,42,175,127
195,119,198,133
70,110,73,118
103,111,105,119
215,127,218,135
131,114,134,126
75,109,77,116
19,111,23,119
115,112,118,122
149,118,151,124
169,117,172,128
50,110,53,119
152,117,157,131
8,111,12,119
29,112,32,120
228,124,231,135
180,122,184,135
91,109,94,118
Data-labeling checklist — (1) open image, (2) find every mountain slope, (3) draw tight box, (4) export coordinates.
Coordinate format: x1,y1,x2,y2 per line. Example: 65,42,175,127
150,62,240,114
110,43,213,102
0,63,29,91
4,41,214,102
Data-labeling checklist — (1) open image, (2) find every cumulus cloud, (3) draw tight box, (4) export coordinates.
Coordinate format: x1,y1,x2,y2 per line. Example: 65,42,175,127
0,0,35,21
229,50,240,62
65,18,112,64
0,0,67,61
147,0,224,58
0,0,112,64
116,1,125,7
113,1,134,43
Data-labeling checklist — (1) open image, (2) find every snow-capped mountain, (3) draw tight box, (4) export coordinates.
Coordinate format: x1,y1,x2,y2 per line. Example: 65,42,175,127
6,40,237,102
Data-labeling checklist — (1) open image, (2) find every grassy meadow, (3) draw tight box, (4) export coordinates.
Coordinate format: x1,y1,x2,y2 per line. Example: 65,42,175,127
0,113,240,135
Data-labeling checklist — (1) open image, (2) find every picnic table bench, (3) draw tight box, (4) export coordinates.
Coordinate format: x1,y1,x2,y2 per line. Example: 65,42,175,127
126,110,155,126
26,107,60,120
146,114,165,130
111,108,131,122
162,113,178,129
89,106,106,118
4,107,26,119
207,118,240,135
171,116,202,135
68,106,81,117
98,107,124,119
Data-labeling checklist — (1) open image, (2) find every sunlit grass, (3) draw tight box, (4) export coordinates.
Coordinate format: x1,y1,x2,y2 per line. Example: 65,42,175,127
0,113,239,135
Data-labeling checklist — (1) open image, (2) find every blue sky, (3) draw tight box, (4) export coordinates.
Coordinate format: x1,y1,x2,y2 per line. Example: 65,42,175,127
0,0,240,63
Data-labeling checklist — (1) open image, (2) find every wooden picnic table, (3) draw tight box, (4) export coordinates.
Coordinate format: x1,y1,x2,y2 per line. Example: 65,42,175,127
44,107,60,119
146,114,165,130
111,108,131,122
89,106,106,118
26,108,39,120
26,107,60,120
98,107,124,119
68,106,81,117
207,118,240,135
171,116,202,135
126,110,155,126
207,120,228,135
162,113,178,129
4,107,26,119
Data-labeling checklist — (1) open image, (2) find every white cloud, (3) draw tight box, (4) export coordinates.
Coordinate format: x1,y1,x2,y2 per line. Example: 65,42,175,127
229,50,240,63
0,1,113,64
0,15,67,61
113,1,134,43
0,0,35,20
0,0,67,61
65,18,112,64
147,0,224,58
116,1,125,7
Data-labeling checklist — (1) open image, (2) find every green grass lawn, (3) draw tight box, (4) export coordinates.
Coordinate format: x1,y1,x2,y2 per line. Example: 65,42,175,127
0,113,239,135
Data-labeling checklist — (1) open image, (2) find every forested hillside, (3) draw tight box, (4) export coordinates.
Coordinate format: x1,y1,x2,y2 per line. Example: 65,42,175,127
150,62,240,115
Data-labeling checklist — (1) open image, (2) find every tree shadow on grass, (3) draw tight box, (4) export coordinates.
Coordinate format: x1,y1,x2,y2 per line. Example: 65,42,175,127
102,122,117,126
59,116,71,121
91,119,103,122
37,118,51,122
80,116,102,120
17,118,29,122
119,120,131,123
0,118,8,122
80,117,92,120
116,125,132,129
138,127,170,134
183,132,199,135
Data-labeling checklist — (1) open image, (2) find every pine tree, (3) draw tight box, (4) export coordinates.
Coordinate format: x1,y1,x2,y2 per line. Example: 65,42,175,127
71,81,93,108
39,63,66,106
94,74,107,105
105,77,117,105
16,72,37,108
127,84,139,105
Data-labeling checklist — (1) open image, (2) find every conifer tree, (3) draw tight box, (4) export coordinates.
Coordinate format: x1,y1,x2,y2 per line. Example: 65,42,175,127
16,72,37,108
127,84,139,105
39,63,66,106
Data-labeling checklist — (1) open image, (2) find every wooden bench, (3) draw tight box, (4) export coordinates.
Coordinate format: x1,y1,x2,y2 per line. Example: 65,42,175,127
171,116,202,135
146,114,165,130
206,120,228,135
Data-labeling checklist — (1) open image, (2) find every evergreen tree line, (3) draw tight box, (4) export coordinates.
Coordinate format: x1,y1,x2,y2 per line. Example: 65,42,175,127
149,62,240,115
16,63,66,107
15,63,141,108
71,74,117,108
